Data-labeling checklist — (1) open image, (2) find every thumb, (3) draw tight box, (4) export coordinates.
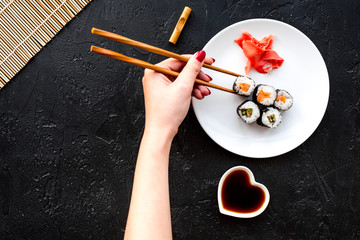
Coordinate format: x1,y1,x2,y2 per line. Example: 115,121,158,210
174,51,206,88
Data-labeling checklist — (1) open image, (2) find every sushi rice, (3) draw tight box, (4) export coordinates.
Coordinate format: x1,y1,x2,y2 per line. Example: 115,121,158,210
254,84,276,106
237,100,260,124
258,107,282,128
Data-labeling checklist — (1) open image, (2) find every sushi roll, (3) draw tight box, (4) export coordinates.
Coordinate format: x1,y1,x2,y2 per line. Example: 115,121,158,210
237,100,260,124
233,76,255,96
257,107,282,128
274,89,293,111
253,84,276,106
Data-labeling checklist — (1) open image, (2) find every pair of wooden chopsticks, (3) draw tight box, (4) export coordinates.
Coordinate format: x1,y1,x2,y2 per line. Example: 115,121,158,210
90,27,243,94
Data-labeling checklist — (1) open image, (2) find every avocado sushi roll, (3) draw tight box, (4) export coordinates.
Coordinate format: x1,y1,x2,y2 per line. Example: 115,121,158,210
257,107,282,128
237,100,260,124
274,89,293,111
233,76,255,96
253,84,276,106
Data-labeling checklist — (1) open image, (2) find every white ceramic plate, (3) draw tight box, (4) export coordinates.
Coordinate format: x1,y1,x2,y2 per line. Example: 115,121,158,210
192,19,329,158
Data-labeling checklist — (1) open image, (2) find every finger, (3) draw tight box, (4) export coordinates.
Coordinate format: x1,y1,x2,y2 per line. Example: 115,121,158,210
204,57,215,65
156,58,186,72
192,88,204,99
197,71,212,82
195,84,211,96
174,51,206,89
156,55,214,73
156,54,193,72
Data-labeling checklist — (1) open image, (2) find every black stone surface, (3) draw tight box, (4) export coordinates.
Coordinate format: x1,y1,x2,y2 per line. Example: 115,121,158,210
1,0,359,239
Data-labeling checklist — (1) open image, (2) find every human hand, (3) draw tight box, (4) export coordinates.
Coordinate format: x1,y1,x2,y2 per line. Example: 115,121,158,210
142,51,214,137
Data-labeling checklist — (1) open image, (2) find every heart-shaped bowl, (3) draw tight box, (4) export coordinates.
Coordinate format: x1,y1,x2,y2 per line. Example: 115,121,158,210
218,166,270,218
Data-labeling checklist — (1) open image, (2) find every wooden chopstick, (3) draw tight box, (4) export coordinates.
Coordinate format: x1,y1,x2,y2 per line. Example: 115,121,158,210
90,46,236,94
91,27,244,78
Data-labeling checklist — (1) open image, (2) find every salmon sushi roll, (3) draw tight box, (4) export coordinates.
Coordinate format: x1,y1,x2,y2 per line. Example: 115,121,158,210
253,84,276,106
274,89,293,111
233,76,255,96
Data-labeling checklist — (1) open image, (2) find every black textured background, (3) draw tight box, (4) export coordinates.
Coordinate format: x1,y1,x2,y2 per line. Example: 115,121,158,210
1,0,359,239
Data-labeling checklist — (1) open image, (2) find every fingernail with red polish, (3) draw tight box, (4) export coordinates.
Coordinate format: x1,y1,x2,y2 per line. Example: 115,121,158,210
196,50,206,62
205,74,212,81
211,58,216,63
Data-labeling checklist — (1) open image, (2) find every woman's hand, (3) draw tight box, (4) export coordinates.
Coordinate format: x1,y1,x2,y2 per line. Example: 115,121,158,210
142,51,214,137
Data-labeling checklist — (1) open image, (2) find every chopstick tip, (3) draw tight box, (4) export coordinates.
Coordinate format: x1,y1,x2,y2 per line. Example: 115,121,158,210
91,27,95,34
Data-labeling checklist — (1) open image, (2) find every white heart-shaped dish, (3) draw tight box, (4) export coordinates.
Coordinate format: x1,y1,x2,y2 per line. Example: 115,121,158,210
218,166,270,218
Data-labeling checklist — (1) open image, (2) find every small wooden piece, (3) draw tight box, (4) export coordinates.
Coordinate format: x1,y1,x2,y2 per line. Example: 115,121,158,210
169,6,192,45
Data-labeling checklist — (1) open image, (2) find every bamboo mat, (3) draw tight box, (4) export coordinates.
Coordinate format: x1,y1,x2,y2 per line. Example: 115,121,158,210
0,0,92,89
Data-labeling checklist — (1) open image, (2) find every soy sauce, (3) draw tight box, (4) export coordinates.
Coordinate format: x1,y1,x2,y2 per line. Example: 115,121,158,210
221,169,265,214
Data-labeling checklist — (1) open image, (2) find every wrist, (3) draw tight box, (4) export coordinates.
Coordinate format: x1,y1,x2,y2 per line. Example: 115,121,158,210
143,123,176,147
137,125,175,165
144,122,178,140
